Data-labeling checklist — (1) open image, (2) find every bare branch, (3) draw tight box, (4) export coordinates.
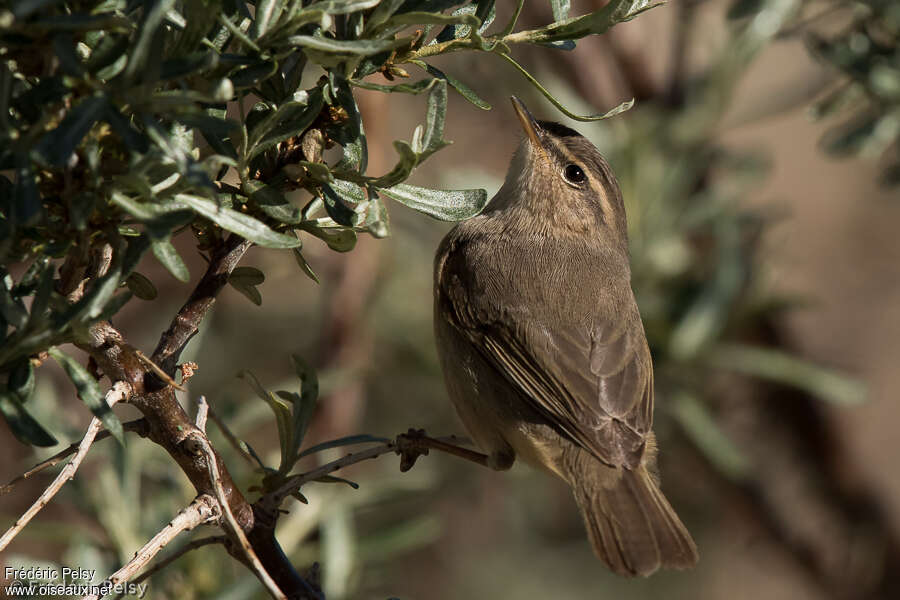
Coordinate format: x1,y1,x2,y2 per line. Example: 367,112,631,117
82,495,219,600
114,536,226,599
195,396,209,431
263,431,490,511
135,350,185,391
1,418,149,496
0,381,132,552
191,432,289,600
151,235,253,377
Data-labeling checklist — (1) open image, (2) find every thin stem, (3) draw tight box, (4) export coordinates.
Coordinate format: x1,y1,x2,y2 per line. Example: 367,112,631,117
82,496,218,600
194,433,292,600
114,536,226,599
0,382,132,552
501,0,527,36
1,418,149,496
496,51,635,121
151,234,253,378
264,432,491,510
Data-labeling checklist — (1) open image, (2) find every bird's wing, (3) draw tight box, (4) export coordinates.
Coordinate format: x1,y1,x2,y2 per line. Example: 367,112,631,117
438,254,653,469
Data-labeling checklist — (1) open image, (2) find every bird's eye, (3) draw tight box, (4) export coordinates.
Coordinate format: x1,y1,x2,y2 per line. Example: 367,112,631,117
563,164,586,184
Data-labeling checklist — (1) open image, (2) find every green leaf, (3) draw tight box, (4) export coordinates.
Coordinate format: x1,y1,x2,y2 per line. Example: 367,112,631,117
368,79,452,187
302,223,358,252
176,194,302,248
298,433,390,458
252,0,284,38
125,0,176,81
671,392,750,482
328,74,368,172
228,266,265,306
289,354,319,461
239,370,294,471
8,358,36,403
365,193,390,238
365,0,406,33
243,180,302,225
289,34,410,56
292,249,320,283
708,344,867,406
0,392,58,447
57,261,124,327
549,0,571,21
306,0,382,14
414,61,491,110
246,89,324,162
351,77,439,95
35,95,108,166
321,179,368,226
229,280,262,305
497,52,634,121
49,347,124,444
506,0,661,44
379,183,488,221
125,272,158,300
313,474,359,488
151,238,190,282
0,275,28,330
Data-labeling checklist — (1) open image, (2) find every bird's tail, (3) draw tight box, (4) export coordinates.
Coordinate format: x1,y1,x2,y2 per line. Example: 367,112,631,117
572,464,698,576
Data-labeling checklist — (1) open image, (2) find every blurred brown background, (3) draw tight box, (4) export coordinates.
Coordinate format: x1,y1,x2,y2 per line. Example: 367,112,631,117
2,1,899,599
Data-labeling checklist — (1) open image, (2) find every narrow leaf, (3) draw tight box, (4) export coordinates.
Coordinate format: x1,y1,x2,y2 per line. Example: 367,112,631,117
709,344,867,406
125,272,158,300
151,238,190,282
379,183,488,221
49,347,124,443
176,194,302,248
0,392,58,447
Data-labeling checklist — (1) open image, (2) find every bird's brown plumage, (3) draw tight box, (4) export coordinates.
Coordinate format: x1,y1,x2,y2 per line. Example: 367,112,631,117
433,98,698,576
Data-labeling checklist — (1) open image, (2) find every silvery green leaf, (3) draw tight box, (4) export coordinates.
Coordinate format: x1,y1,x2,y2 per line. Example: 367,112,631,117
298,434,390,458
289,34,410,56
151,238,190,282
0,392,58,447
365,192,390,238
414,61,490,110
243,181,302,224
49,347,124,444
239,370,294,470
321,179,367,226
351,78,438,95
302,223,357,252
365,0,406,33
328,74,368,172
176,194,302,248
292,248,320,283
247,90,324,162
35,95,108,167
507,0,659,44
549,0,571,21
379,183,488,221
289,354,319,462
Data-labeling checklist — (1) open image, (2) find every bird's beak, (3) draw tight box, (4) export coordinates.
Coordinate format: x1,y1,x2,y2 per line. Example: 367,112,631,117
510,96,548,160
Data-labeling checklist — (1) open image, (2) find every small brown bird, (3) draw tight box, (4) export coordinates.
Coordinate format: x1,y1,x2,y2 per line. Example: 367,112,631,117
433,97,698,576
